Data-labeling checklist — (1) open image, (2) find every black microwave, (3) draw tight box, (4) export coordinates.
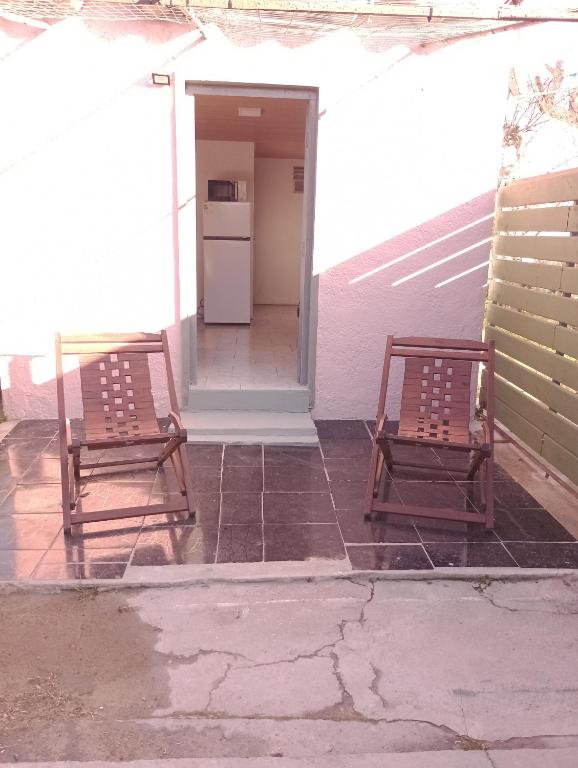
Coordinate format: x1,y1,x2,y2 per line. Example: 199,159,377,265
208,179,247,202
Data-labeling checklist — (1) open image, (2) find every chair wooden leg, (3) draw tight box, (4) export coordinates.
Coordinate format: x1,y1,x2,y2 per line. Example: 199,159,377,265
484,455,495,530
62,453,75,535
364,440,382,520
176,443,196,519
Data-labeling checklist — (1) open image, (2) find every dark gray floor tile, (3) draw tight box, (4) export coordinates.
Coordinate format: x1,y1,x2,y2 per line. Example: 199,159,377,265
320,439,371,460
495,507,575,543
263,492,336,524
41,546,133,565
221,493,262,524
495,482,545,510
415,518,498,543
315,420,369,439
224,445,263,467
132,527,218,565
0,484,63,515
0,550,44,580
347,544,433,571
53,517,143,549
324,458,370,483
264,523,345,562
143,493,220,528
186,443,224,467
0,514,62,550
394,480,472,510
265,464,328,493
424,542,517,568
19,457,62,484
222,466,263,492
330,480,370,510
217,524,263,563
264,446,323,467
504,542,578,569
6,420,59,439
31,562,127,580
337,509,420,544
188,467,222,493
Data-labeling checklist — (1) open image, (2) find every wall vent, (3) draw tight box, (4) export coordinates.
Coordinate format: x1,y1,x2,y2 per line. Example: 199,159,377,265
293,166,304,193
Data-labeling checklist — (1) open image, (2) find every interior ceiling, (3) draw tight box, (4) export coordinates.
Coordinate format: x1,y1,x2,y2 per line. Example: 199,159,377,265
195,95,307,159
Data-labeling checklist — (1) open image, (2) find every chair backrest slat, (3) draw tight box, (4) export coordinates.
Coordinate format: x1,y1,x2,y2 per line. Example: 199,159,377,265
399,357,473,443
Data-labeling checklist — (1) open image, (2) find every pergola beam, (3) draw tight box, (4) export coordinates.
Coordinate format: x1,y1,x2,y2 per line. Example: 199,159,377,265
174,1,578,23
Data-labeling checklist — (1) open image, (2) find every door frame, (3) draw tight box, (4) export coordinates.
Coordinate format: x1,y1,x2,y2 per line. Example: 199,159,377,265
174,79,319,406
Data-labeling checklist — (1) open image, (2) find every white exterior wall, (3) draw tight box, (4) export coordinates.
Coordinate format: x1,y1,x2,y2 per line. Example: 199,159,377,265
0,15,527,420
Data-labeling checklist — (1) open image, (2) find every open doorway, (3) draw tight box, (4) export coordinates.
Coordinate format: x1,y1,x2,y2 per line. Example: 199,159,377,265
186,84,317,409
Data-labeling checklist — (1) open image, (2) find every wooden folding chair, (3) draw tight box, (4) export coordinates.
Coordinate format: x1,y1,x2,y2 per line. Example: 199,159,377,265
365,336,496,530
55,331,195,534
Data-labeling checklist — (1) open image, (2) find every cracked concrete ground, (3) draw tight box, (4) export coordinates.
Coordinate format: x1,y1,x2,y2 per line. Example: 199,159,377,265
1,575,578,766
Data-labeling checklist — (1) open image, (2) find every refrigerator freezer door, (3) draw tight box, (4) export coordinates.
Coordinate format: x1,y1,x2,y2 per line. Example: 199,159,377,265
203,202,251,238
203,240,251,323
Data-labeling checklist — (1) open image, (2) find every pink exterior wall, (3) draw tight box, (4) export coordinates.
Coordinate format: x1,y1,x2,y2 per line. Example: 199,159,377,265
0,16,521,420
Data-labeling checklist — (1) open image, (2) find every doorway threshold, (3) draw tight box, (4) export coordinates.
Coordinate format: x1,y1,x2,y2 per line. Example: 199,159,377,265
181,409,318,445
188,383,309,412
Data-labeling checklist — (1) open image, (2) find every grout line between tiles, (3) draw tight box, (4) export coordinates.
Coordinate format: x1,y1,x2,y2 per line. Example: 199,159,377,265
215,444,225,565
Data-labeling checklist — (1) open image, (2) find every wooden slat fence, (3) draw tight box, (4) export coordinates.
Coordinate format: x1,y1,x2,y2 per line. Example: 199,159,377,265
484,167,578,484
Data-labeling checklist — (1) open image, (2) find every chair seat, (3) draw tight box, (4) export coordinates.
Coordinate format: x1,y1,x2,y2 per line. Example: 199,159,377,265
379,432,485,452
79,429,181,451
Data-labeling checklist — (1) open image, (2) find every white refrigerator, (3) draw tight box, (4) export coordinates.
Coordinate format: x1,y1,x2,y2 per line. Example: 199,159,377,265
202,202,252,324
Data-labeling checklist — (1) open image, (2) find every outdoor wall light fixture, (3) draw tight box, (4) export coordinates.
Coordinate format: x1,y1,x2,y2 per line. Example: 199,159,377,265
152,73,171,86
238,107,263,117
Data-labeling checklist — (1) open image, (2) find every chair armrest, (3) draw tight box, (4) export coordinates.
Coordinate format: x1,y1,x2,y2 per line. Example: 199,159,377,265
167,411,187,440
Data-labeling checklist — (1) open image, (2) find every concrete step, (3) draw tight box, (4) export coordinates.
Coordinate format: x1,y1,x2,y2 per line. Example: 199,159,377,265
188,386,310,412
182,410,318,445
16,749,578,767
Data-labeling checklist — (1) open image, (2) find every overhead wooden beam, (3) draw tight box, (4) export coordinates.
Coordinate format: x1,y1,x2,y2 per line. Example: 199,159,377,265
176,1,578,23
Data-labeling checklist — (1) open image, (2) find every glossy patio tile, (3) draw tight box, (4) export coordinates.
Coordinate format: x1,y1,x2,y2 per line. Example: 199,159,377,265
264,523,346,562
52,517,143,549
40,546,133,565
424,542,517,568
0,514,62,550
504,542,578,569
330,480,370,510
264,445,323,467
314,420,369,439
394,480,473,510
263,492,335,524
132,526,218,565
221,492,262,524
223,445,263,467
5,420,59,439
324,458,371,483
186,443,224,467
265,464,328,493
337,509,420,544
494,507,575,543
143,492,220,528
495,481,545,510
0,550,45,580
87,465,157,483
415,518,498,543
32,561,127,580
217,524,263,563
347,544,433,571
319,438,372,460
0,484,63,515
221,466,263,492
0,438,51,462
74,479,153,513
19,457,62,484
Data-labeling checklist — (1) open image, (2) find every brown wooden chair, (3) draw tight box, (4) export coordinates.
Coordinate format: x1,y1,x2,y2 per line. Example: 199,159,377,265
365,336,496,530
55,331,195,534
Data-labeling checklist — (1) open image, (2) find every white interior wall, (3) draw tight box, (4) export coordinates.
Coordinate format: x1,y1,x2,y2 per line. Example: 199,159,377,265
195,139,255,306
254,157,304,305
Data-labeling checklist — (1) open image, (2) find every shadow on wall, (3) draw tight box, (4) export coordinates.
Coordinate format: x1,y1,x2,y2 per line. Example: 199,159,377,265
315,191,495,419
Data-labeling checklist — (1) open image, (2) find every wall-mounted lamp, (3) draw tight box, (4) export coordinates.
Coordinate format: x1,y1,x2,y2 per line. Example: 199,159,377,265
238,107,263,117
152,73,171,86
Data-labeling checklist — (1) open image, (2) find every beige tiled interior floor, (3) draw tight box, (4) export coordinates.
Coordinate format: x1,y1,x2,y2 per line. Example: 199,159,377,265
196,304,299,388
